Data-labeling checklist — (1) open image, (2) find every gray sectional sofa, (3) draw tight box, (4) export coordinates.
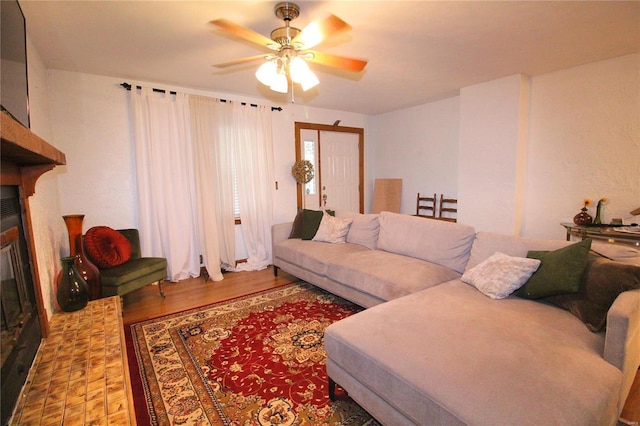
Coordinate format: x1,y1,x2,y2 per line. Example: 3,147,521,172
271,210,640,425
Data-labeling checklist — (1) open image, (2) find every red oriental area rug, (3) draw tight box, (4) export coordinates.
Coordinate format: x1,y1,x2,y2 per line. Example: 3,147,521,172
125,282,378,425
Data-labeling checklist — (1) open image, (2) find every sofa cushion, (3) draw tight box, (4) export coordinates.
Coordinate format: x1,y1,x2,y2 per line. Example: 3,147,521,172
100,257,167,286
465,232,572,272
327,250,461,302
546,254,640,331
461,252,541,299
516,239,592,299
100,256,167,297
336,211,380,250
376,211,475,273
325,280,621,426
84,226,132,268
273,239,368,276
312,211,353,243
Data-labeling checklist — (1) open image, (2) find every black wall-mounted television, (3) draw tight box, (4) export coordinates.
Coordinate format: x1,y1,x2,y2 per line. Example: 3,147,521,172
1,0,30,128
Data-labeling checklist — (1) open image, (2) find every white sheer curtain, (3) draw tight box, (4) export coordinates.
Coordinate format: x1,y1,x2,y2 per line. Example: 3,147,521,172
189,97,275,273
233,102,275,271
130,88,275,280
130,88,201,281
189,95,236,279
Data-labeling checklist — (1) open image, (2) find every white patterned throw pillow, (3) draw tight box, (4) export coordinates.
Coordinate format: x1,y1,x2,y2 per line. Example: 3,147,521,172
461,252,541,299
312,211,353,244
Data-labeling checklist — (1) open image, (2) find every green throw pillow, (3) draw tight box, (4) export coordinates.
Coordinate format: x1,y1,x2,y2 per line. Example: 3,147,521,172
516,238,592,299
301,209,334,240
289,209,304,238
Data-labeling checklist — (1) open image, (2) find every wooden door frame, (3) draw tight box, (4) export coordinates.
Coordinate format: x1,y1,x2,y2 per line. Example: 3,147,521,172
295,122,364,213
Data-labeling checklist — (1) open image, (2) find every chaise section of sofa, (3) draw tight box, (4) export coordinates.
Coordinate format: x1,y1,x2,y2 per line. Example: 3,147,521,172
324,231,640,425
325,279,623,425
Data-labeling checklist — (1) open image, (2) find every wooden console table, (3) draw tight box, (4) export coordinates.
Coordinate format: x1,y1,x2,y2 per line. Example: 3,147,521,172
562,223,640,248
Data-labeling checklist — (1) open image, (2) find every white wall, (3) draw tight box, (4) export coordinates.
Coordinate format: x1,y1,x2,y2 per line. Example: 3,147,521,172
524,53,640,239
370,97,460,214
369,54,639,240
47,72,138,230
25,36,65,319
458,74,530,234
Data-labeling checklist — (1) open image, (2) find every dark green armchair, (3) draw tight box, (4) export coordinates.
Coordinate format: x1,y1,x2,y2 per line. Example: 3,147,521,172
94,229,168,298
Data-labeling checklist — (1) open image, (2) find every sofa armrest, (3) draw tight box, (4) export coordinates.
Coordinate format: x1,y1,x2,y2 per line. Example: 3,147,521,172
272,222,293,246
603,288,640,410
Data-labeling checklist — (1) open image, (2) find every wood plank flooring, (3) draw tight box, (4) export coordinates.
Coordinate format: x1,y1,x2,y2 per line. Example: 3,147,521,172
121,266,640,423
621,368,640,424
121,266,298,324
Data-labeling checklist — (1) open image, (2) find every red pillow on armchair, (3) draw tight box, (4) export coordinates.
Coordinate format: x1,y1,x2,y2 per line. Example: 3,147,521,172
84,226,132,268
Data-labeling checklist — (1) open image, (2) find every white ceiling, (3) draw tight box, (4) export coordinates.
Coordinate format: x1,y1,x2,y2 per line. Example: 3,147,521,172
19,1,640,115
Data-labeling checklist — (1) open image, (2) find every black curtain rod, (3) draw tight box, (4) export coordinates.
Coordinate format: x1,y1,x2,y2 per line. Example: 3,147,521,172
120,82,283,112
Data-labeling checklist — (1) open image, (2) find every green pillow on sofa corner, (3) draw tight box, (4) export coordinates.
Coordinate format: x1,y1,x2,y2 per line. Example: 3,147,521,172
289,209,304,238
516,238,592,299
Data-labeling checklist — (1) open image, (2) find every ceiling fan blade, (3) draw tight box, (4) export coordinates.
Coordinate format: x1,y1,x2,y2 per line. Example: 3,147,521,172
307,51,368,72
210,19,278,49
292,14,351,49
213,54,267,68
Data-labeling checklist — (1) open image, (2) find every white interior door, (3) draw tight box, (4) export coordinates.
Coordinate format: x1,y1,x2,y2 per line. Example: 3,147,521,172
320,131,360,212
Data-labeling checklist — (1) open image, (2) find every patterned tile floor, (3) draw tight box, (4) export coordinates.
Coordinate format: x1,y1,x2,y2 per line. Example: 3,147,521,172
9,297,135,425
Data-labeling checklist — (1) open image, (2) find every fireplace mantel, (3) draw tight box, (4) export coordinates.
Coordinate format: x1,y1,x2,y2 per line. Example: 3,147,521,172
1,111,66,196
1,111,66,337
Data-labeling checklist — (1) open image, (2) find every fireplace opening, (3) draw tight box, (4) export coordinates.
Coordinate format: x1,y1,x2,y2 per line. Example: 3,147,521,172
1,227,34,364
1,185,42,425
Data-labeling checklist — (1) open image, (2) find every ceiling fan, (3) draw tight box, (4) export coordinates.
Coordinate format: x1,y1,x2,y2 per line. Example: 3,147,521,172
210,2,368,95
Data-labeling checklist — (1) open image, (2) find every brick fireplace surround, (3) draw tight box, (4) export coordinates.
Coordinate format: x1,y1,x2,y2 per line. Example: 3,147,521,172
10,296,135,424
1,112,135,424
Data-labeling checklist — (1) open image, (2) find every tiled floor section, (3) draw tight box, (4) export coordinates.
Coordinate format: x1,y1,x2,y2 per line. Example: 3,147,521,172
9,297,135,425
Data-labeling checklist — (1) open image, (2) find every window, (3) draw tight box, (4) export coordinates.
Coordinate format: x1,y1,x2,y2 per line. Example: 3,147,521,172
304,139,317,195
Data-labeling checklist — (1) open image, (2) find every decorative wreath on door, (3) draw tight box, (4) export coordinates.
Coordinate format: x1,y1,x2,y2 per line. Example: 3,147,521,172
291,160,314,184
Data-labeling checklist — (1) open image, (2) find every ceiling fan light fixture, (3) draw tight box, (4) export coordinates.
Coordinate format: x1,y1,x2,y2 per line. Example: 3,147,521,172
300,69,319,92
256,61,278,86
289,56,309,83
212,2,368,99
270,72,289,93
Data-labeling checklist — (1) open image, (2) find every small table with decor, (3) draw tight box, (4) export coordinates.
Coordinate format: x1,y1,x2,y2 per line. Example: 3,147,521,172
561,223,640,248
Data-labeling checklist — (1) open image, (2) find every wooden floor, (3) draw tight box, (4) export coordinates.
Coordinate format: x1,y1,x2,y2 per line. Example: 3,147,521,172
121,266,640,423
622,367,640,424
121,266,299,324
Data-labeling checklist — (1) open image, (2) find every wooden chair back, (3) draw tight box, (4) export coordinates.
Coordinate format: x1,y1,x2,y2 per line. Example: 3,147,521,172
416,193,437,217
439,195,457,222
